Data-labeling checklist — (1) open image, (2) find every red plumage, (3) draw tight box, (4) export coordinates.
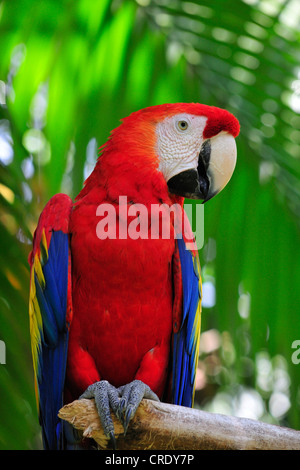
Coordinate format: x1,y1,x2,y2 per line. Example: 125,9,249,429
66,151,177,401
29,103,240,447
64,103,239,402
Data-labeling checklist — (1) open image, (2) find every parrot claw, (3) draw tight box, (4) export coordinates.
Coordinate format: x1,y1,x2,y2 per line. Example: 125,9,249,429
79,379,159,445
117,379,160,435
123,406,133,436
108,431,117,450
79,380,120,449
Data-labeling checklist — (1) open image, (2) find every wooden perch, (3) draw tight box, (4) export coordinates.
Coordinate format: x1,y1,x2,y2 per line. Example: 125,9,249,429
59,398,300,450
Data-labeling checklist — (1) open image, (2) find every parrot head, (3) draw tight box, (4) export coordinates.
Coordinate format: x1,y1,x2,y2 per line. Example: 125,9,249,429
95,103,240,204
154,103,239,202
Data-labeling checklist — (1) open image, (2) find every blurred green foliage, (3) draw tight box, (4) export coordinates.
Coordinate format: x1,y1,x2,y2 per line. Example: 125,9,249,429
0,0,300,449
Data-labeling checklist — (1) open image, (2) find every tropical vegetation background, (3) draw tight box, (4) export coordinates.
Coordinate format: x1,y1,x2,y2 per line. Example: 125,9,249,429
0,0,299,449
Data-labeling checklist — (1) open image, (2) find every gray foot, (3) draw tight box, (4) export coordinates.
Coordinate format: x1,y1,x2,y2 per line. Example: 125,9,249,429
117,379,160,434
79,380,120,449
79,379,160,447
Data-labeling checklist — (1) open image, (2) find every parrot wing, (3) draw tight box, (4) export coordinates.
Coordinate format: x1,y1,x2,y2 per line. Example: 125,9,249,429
172,224,202,408
28,194,73,449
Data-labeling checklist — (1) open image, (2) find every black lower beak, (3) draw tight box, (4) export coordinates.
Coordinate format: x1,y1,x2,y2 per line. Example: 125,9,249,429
167,169,199,198
167,140,211,200
167,169,209,200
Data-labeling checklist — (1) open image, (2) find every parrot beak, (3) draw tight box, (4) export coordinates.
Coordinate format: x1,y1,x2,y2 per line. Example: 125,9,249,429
167,132,237,202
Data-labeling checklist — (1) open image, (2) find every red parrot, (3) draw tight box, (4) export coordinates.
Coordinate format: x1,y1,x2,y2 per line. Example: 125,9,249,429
28,103,239,449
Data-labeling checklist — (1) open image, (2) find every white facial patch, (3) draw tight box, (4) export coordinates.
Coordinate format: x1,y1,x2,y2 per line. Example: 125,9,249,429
156,113,208,181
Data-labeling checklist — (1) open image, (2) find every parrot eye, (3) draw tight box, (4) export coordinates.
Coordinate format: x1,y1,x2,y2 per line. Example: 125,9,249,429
176,120,189,131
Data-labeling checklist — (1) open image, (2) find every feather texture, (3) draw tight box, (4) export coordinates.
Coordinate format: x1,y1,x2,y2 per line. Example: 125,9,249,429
28,103,239,448
29,195,72,449
172,236,202,407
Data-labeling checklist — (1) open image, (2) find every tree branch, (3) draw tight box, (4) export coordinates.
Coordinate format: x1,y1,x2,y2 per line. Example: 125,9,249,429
58,398,300,450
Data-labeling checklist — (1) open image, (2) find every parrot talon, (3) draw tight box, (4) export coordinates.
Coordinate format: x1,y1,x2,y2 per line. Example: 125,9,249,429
117,380,160,434
79,380,120,447
123,406,133,436
116,397,126,422
108,431,117,450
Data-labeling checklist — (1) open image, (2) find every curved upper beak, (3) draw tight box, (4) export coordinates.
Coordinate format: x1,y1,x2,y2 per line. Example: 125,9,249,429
167,131,237,202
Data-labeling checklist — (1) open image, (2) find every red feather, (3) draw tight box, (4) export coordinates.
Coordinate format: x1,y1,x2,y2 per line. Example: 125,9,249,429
31,103,240,425
65,102,239,400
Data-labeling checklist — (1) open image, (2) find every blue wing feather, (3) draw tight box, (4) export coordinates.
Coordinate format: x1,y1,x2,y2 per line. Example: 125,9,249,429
172,236,202,408
29,230,70,449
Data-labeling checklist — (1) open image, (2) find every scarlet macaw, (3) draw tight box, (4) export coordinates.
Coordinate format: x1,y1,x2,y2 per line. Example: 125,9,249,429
28,103,239,449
